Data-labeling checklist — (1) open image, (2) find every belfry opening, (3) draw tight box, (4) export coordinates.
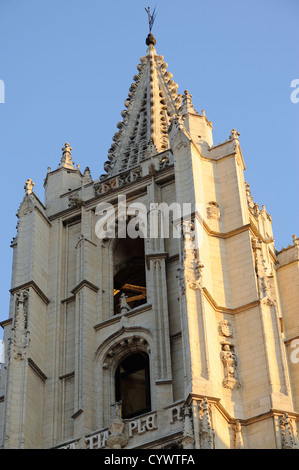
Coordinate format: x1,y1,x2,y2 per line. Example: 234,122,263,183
115,352,151,419
113,235,147,315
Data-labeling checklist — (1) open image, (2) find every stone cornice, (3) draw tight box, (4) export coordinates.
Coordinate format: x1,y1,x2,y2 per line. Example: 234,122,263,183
43,165,81,187
71,280,99,295
10,281,50,305
203,221,251,239
28,358,47,382
187,393,299,426
202,287,260,315
94,303,152,331
61,295,76,304
284,335,299,346
59,371,75,380
47,166,176,222
276,259,299,271
145,252,168,269
0,318,13,329
203,217,277,264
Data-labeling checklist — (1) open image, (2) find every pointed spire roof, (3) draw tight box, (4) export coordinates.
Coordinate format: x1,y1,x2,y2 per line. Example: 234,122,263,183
101,34,183,180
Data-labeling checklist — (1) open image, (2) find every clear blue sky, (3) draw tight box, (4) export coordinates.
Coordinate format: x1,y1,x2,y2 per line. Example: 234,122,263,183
0,0,298,329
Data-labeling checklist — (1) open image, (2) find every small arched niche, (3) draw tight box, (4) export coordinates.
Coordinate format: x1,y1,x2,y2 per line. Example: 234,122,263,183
113,236,147,315
115,351,151,419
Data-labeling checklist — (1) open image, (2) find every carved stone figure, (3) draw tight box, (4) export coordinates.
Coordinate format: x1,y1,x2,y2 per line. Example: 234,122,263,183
119,293,131,314
220,343,240,390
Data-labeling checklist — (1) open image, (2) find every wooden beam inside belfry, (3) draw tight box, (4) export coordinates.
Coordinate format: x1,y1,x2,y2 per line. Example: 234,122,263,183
121,284,147,295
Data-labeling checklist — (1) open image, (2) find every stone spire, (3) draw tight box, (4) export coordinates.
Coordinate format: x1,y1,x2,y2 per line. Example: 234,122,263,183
101,35,183,179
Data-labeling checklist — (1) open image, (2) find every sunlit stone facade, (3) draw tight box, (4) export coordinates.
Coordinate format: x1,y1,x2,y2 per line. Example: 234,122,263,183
0,33,298,449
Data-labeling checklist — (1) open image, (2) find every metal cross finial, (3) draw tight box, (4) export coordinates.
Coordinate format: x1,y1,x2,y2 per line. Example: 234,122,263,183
145,4,157,33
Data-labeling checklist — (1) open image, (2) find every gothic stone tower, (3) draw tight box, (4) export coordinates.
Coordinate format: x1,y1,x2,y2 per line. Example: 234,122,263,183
0,32,298,450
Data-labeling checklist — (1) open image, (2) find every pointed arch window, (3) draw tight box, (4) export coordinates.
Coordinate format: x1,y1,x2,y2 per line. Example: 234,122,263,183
115,352,151,419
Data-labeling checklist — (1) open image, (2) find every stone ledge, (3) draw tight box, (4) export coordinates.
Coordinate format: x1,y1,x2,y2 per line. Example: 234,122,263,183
10,281,50,305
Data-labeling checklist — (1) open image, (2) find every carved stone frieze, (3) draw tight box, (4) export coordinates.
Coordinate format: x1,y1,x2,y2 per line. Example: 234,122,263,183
159,154,170,169
95,167,143,196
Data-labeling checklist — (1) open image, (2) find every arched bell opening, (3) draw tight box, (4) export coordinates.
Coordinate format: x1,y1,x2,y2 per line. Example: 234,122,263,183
113,236,147,315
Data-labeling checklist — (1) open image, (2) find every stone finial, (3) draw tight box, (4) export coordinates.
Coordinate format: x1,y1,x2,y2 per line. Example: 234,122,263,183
62,142,72,158
229,129,240,140
181,90,198,115
82,167,93,185
146,33,156,46
145,138,158,159
60,142,75,168
292,235,299,246
24,179,35,195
